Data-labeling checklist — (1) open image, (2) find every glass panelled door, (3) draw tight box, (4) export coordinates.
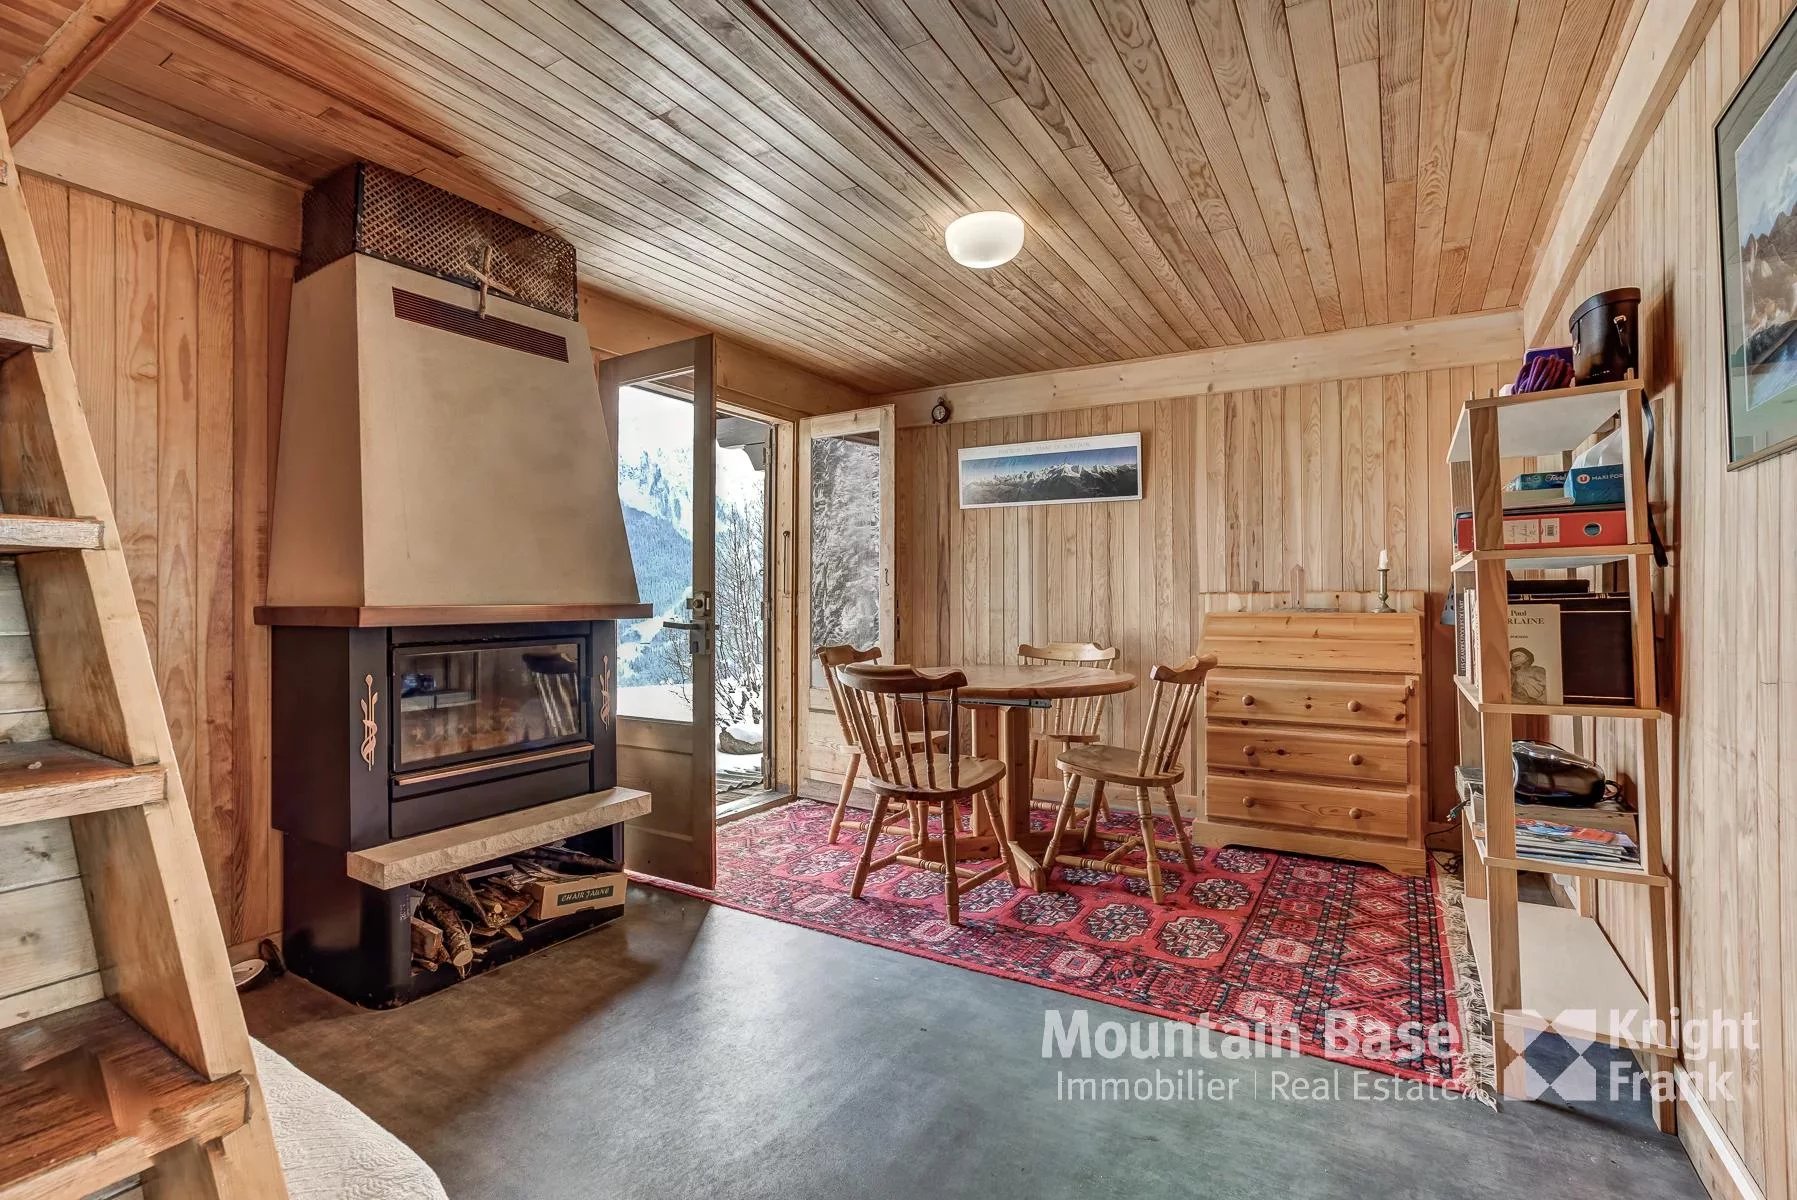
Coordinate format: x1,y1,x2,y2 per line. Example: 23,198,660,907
603,338,717,888
797,406,895,797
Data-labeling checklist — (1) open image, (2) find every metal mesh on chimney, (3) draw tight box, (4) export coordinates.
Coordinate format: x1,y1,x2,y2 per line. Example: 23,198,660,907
297,163,578,320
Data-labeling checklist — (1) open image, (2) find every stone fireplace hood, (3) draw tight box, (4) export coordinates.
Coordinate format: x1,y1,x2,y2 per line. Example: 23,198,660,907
263,252,644,621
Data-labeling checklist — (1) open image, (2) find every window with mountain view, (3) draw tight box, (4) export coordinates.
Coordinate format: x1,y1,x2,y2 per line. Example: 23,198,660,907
808,430,883,687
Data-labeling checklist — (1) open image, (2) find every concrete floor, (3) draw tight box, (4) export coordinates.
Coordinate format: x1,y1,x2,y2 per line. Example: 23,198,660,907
245,884,1704,1200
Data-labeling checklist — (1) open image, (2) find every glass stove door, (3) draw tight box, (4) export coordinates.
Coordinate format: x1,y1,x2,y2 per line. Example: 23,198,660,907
394,640,586,771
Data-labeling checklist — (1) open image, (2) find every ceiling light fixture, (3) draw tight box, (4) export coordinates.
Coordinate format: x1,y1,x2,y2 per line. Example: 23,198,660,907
945,211,1025,268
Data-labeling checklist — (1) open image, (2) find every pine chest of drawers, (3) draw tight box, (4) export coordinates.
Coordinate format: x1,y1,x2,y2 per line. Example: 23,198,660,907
1193,611,1427,876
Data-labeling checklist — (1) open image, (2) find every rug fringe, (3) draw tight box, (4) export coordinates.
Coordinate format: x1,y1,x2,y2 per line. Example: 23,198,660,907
1433,850,1498,1108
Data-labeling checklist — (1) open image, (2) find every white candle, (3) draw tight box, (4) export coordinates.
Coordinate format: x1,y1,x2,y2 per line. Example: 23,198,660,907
1378,548,1390,571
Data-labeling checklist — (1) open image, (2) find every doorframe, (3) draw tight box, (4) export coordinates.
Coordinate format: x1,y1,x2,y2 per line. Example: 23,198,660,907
794,405,896,799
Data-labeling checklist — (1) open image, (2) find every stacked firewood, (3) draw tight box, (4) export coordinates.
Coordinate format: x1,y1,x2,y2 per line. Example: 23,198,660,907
410,871,533,977
408,842,618,977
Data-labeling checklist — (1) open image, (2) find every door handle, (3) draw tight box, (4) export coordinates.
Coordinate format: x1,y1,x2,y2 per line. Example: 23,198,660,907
664,619,712,655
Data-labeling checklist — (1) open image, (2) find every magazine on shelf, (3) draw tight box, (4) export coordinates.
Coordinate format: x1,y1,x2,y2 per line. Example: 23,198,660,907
1468,809,1642,868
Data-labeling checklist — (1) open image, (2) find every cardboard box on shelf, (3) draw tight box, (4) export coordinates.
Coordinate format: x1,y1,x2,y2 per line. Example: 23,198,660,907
497,860,627,920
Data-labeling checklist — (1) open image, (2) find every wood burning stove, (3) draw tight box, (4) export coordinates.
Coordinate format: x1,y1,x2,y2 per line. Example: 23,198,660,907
266,616,642,1006
272,621,616,851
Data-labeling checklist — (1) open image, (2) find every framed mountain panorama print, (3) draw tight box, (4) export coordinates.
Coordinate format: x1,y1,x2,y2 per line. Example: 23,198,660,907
957,432,1142,509
1718,4,1797,468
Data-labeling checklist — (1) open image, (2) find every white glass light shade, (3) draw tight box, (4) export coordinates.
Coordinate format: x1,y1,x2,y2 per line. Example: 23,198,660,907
945,211,1025,268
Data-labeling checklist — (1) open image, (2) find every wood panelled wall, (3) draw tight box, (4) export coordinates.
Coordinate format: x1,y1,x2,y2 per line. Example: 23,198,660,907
19,172,293,948
893,357,1519,819
1547,3,1797,1194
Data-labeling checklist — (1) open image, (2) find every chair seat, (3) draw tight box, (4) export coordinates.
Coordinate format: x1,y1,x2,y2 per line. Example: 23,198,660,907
1035,730,1100,746
1056,743,1182,788
890,729,951,751
865,755,1005,798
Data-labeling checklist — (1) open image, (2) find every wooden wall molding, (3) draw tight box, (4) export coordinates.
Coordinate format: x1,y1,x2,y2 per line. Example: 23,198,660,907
1520,0,1726,344
14,97,303,252
881,310,1523,427
1678,1067,1767,1200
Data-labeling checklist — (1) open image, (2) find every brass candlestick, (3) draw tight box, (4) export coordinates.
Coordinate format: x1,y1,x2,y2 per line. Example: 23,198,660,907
1375,566,1395,613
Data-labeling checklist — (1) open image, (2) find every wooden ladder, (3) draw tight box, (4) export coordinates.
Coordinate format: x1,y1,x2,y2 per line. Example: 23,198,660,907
0,116,287,1196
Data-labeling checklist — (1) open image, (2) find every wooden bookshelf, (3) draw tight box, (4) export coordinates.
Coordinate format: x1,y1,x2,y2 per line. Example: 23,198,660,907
1448,374,1675,1132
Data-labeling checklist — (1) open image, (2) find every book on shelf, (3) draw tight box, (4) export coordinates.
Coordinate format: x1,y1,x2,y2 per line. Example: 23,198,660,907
1506,603,1563,704
1453,591,1636,706
1501,489,1582,510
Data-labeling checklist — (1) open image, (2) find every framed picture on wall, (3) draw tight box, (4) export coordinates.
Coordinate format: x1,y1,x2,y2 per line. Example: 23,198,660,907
1717,4,1797,469
957,432,1142,509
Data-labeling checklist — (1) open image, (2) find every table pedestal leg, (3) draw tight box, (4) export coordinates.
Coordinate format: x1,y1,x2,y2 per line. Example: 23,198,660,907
996,706,1051,890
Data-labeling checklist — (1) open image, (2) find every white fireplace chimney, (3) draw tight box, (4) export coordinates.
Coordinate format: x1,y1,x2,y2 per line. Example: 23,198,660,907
266,251,640,611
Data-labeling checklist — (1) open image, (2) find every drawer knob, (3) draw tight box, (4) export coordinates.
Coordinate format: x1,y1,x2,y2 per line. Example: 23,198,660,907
1240,796,1257,809
1349,753,1364,766
1349,807,1364,820
1241,693,1256,706
1347,699,1364,713
1242,745,1258,757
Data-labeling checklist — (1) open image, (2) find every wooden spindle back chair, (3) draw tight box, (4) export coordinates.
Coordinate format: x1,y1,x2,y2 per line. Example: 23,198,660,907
1019,641,1119,809
1044,654,1218,902
817,644,917,844
834,664,1020,925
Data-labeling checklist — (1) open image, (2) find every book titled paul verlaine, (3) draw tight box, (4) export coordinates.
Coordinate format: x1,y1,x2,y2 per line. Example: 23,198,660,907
1464,596,1565,704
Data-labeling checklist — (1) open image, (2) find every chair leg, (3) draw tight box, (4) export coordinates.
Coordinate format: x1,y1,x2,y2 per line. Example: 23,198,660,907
828,751,862,844
1043,771,1081,877
1134,788,1165,903
849,795,889,899
982,786,1022,888
1164,785,1197,871
1081,780,1107,847
941,800,961,926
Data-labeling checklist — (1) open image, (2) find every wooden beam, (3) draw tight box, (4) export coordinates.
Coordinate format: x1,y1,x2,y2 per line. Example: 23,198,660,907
14,99,302,251
580,287,869,418
0,0,163,142
1519,0,1725,344
882,309,1523,426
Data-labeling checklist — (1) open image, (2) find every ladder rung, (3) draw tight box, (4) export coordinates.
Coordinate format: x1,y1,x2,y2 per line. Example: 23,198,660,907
0,740,163,828
0,514,103,554
0,999,251,1200
0,312,52,359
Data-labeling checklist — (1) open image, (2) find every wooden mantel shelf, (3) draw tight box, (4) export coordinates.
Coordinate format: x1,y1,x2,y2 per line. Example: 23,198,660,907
255,602,654,627
345,786,652,889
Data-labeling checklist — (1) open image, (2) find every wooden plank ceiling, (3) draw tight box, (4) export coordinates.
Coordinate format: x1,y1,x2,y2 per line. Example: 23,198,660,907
0,1,83,94
37,0,1629,391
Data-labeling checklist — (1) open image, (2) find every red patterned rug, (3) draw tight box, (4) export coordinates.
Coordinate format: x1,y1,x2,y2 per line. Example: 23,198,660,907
639,800,1471,1092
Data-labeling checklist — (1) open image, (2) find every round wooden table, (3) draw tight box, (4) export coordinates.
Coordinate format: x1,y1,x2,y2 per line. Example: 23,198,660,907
919,664,1136,889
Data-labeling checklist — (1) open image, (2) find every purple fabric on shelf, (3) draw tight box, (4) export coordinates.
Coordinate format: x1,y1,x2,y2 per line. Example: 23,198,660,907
1512,352,1575,394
